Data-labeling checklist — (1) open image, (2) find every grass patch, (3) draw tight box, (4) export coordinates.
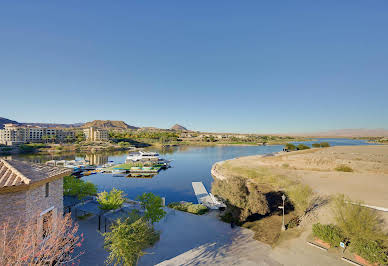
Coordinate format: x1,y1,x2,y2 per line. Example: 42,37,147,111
77,213,93,220
334,165,353,172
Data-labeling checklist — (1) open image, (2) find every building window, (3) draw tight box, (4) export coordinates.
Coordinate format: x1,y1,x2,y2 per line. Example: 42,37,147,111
45,183,49,197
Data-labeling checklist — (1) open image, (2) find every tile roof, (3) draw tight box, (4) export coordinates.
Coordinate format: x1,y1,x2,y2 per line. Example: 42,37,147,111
0,159,72,189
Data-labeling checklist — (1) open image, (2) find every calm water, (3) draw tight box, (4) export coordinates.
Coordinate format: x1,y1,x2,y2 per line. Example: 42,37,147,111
5,138,371,203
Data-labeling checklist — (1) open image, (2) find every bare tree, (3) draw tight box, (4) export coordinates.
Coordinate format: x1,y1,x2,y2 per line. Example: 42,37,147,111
0,213,84,265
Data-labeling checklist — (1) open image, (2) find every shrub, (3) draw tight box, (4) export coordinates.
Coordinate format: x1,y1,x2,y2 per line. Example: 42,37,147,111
97,188,125,210
320,142,330,147
211,176,269,221
312,223,345,247
335,165,353,172
187,204,209,215
296,144,310,150
312,142,331,148
63,175,97,199
332,195,386,242
286,184,313,214
287,216,300,229
168,202,209,215
350,238,388,265
285,143,297,151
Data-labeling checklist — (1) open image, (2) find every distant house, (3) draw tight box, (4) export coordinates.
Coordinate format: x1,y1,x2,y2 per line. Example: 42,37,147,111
0,159,71,232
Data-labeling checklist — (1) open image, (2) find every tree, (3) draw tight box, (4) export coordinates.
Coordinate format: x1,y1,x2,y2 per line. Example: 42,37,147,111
97,188,126,210
137,192,166,224
63,175,97,199
103,213,160,266
76,131,86,143
0,213,83,265
312,143,321,148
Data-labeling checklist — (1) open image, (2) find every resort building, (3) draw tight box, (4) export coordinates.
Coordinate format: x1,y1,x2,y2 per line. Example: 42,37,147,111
0,159,71,229
83,127,109,142
0,124,75,145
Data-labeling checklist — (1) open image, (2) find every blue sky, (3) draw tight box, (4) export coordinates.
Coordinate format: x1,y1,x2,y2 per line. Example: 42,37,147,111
0,1,387,133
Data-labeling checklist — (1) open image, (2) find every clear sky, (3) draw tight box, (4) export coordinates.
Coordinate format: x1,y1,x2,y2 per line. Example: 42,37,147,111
1,1,387,133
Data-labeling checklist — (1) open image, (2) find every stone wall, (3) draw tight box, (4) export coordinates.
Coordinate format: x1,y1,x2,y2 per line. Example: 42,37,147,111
0,190,27,225
25,178,63,219
0,178,64,227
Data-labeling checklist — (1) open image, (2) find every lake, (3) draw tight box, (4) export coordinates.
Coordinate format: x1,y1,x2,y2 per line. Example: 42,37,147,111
5,138,371,204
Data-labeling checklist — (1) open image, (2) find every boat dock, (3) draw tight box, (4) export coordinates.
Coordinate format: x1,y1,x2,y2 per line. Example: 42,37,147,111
192,182,226,210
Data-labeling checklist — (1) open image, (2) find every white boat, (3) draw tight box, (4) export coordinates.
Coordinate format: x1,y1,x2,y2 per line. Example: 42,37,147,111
112,169,126,177
126,151,160,162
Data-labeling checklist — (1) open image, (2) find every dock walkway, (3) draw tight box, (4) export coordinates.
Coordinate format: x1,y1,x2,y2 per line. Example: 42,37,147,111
192,182,226,210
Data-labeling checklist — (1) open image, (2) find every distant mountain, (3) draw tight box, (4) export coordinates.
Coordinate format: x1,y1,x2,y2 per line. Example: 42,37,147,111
0,117,19,129
83,120,138,130
138,127,164,131
300,128,388,137
171,124,188,131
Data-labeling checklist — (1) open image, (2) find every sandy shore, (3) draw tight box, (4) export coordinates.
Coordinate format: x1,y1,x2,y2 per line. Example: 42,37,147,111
212,145,388,223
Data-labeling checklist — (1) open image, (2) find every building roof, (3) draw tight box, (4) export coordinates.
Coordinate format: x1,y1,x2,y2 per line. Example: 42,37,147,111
0,159,72,189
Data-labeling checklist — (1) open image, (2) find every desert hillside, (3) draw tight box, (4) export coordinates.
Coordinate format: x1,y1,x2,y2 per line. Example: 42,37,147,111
83,120,138,130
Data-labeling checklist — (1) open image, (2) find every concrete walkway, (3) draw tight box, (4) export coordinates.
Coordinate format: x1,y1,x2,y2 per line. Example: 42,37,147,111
139,210,278,265
76,208,349,265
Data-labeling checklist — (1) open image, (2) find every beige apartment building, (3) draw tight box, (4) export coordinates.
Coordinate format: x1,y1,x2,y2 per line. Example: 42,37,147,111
0,124,75,146
83,127,109,142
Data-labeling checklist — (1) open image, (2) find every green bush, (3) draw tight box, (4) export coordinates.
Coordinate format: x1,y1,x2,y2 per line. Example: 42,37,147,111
286,184,313,214
97,188,126,210
297,144,310,150
187,204,209,215
312,142,331,148
332,195,386,242
312,223,345,247
335,165,353,172
285,143,297,151
168,202,209,215
63,175,97,199
350,238,388,265
320,142,330,147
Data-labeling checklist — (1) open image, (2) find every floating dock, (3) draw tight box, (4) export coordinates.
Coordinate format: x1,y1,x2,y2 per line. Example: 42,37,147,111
192,182,226,210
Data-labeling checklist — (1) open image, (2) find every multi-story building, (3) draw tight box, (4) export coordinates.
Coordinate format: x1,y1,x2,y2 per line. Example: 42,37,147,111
83,127,109,142
0,124,76,146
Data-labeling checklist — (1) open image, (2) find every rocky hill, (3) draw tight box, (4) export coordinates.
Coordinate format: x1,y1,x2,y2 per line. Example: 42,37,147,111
171,124,188,131
83,120,138,130
0,117,19,129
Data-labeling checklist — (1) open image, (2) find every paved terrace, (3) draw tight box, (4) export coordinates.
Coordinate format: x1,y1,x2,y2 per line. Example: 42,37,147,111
77,209,348,265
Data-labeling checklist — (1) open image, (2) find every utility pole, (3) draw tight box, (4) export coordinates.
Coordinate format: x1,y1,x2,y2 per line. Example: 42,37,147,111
278,194,286,231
